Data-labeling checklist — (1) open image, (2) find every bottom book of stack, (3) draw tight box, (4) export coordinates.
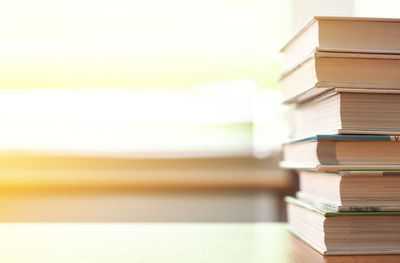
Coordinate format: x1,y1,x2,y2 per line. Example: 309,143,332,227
286,196,400,255
289,231,400,263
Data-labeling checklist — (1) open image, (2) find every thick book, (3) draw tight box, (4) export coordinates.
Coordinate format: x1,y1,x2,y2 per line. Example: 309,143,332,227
281,16,400,73
281,134,400,171
297,170,400,211
293,90,400,138
289,232,400,263
280,52,400,103
286,196,400,255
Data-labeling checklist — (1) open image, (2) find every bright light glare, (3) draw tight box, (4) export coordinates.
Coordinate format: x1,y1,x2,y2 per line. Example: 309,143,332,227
0,0,291,156
0,81,256,157
0,0,290,90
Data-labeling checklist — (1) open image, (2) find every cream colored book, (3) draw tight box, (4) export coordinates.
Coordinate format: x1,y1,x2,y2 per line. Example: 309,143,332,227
298,170,400,212
293,90,400,138
280,52,400,103
281,134,400,172
289,232,400,263
286,196,400,255
281,16,400,72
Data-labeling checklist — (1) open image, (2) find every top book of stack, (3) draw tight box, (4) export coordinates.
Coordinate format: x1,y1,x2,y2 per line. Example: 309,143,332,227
280,17,400,103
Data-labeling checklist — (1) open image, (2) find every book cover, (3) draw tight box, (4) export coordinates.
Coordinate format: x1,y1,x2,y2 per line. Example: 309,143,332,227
287,134,400,144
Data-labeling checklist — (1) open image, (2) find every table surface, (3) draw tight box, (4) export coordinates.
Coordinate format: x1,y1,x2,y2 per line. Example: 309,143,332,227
0,223,399,262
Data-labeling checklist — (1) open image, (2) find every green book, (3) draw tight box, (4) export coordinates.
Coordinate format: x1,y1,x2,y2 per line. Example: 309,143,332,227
286,196,400,255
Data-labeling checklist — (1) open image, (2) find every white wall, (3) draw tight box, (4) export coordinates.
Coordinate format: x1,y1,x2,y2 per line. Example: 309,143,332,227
290,0,354,33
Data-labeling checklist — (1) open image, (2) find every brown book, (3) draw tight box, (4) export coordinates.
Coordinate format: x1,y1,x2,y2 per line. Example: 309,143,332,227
281,16,400,72
292,91,400,138
281,134,400,171
297,170,400,211
286,196,400,255
280,52,400,103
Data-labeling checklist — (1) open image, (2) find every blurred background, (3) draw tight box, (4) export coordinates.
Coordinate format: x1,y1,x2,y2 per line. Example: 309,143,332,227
0,0,398,222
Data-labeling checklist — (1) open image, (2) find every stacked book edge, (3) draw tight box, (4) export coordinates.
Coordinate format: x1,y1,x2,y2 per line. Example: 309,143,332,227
280,16,400,256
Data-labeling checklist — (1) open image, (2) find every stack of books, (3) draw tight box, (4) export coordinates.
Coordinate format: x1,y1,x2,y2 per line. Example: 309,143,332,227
279,17,400,255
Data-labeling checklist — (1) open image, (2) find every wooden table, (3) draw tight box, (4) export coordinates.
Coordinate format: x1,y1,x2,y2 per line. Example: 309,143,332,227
0,223,398,262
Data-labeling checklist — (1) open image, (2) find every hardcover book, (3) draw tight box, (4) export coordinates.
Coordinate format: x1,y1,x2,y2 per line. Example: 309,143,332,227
281,16,400,73
297,169,400,211
286,196,400,255
280,52,400,103
289,232,400,263
281,134,400,171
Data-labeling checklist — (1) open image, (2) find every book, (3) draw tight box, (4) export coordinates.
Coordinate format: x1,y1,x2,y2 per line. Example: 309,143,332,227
282,16,400,257
281,134,400,171
293,90,400,138
297,170,400,211
289,232,400,263
281,16,400,73
280,52,400,103
286,196,400,255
